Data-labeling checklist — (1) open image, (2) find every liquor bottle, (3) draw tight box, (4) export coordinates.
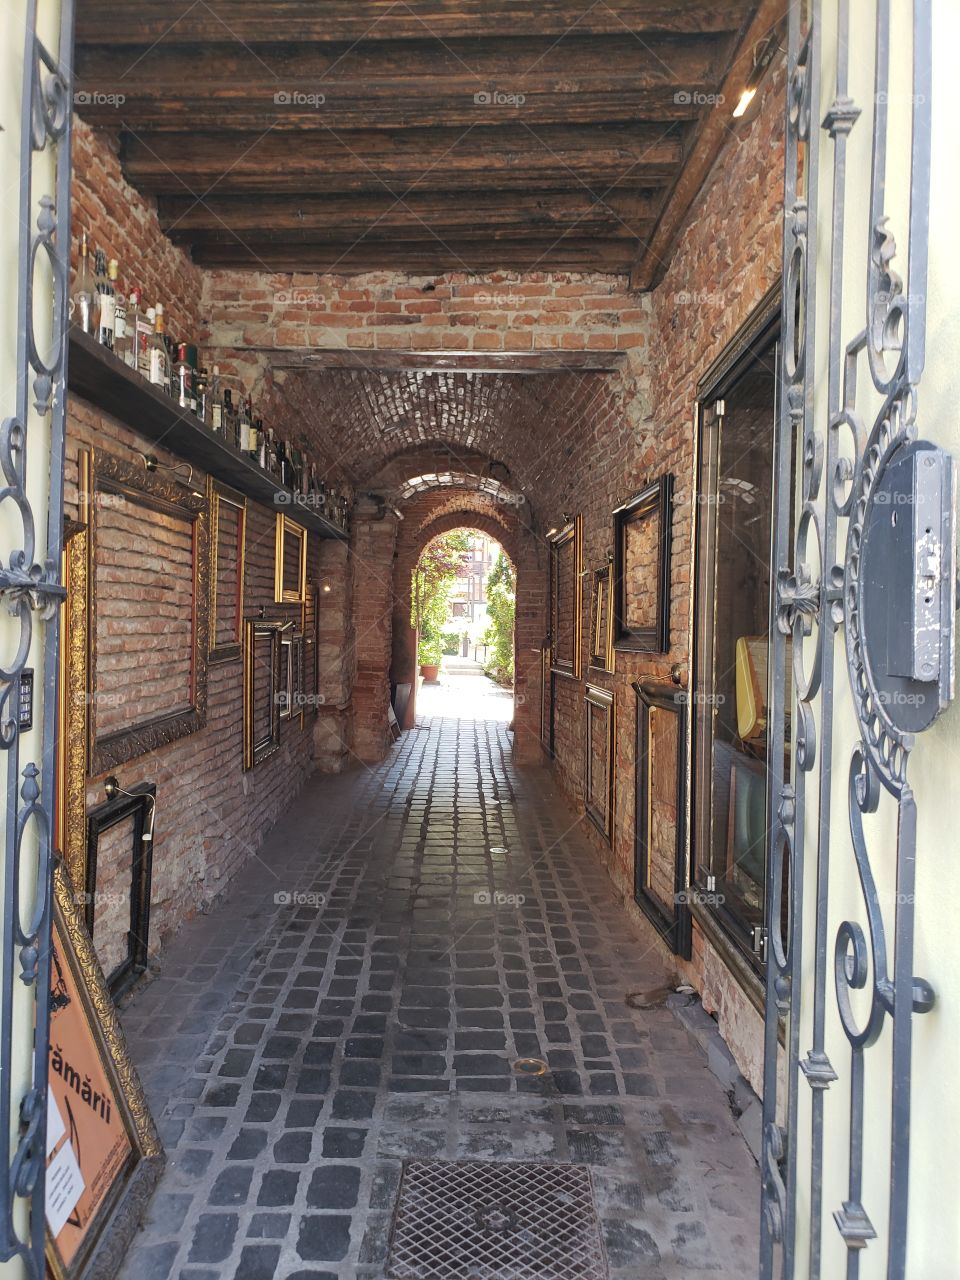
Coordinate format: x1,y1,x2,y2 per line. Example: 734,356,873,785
176,343,193,410
237,392,251,454
317,479,328,520
111,263,128,362
277,437,289,487
208,365,223,431
265,428,277,475
148,304,170,389
71,230,98,335
95,252,116,349
195,367,209,421
256,420,268,469
223,389,236,446
128,288,148,372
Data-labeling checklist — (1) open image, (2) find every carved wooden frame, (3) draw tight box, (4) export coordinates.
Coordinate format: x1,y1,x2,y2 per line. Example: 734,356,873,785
45,858,163,1280
207,476,246,664
274,512,307,604
548,515,583,678
243,618,284,769
613,473,673,653
81,449,210,775
58,518,89,891
584,683,615,841
633,680,692,958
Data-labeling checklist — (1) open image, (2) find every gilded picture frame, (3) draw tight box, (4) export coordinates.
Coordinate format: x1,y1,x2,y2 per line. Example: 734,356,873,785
548,515,583,678
45,857,163,1280
584,683,615,841
58,518,89,891
81,448,210,775
207,477,246,664
274,513,307,604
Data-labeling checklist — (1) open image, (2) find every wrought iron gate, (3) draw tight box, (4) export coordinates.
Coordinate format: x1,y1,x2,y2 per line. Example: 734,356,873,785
0,2,74,1276
760,2,955,1278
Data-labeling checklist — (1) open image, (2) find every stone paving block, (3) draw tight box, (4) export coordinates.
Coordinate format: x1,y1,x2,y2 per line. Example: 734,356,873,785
116,714,760,1280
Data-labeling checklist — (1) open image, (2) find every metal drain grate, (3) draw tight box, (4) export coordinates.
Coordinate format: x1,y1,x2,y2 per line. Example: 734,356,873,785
386,1160,608,1280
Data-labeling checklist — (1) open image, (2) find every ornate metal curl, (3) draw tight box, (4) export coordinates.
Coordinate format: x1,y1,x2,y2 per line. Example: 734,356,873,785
0,3,74,1278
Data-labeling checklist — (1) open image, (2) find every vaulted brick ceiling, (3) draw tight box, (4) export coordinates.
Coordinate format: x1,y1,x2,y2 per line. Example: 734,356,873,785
73,0,779,285
280,366,616,511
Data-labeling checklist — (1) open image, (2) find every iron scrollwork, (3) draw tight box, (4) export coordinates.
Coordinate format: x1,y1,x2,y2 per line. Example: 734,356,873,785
761,3,952,1278
0,3,75,1278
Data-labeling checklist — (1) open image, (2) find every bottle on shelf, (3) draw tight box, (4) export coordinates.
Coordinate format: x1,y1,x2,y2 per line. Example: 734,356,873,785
223,388,236,446
176,342,193,410
94,252,116,349
148,304,170,389
208,365,223,431
111,262,129,363
71,230,98,335
195,366,209,422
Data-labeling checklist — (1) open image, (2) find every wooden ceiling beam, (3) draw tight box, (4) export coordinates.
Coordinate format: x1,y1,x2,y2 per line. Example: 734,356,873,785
188,237,639,273
121,125,685,197
630,0,787,288
157,190,661,241
259,349,629,374
75,1,757,44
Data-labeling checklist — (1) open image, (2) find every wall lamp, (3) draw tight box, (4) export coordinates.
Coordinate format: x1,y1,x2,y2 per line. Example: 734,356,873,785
103,775,157,843
137,451,204,498
732,28,783,122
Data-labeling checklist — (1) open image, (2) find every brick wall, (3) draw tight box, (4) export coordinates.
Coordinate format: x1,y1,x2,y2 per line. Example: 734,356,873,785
71,63,783,1085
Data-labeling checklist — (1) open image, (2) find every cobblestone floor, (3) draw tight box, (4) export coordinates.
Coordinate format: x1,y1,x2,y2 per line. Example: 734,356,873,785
118,705,759,1280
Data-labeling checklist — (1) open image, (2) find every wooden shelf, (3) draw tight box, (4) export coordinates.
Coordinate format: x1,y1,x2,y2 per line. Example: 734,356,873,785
67,329,348,541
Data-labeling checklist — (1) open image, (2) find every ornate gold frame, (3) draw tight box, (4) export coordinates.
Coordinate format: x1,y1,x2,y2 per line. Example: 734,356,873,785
81,448,210,774
46,857,163,1280
274,512,307,604
207,477,246,664
57,518,90,890
584,683,615,842
588,561,615,672
548,514,583,678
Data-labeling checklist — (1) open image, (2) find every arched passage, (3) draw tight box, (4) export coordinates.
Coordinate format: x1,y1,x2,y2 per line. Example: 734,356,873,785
389,492,543,756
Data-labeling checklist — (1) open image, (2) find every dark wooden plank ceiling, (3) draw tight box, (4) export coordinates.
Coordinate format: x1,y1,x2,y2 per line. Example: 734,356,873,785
74,0,775,282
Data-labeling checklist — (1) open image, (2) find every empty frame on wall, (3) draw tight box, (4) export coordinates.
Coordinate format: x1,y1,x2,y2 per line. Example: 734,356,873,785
613,474,673,653
208,478,246,663
80,449,209,774
275,513,307,604
242,619,285,769
634,680,691,957
84,784,156,999
584,684,615,841
589,564,614,671
549,515,583,677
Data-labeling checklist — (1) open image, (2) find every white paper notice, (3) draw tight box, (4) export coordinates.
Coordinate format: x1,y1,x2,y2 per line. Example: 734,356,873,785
46,1092,65,1158
46,1140,85,1238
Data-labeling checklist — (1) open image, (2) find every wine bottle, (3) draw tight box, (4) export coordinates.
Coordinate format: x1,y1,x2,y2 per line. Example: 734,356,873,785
72,230,98,335
148,304,170,389
95,252,116,349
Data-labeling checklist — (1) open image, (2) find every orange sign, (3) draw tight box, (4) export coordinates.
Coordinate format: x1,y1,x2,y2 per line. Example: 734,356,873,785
46,916,133,1268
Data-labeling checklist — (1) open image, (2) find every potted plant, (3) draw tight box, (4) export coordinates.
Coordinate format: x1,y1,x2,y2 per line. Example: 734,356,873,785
412,531,470,683
418,630,443,681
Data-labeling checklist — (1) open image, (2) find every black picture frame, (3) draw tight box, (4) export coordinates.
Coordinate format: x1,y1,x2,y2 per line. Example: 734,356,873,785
84,783,156,999
634,680,691,958
613,474,673,653
584,684,615,842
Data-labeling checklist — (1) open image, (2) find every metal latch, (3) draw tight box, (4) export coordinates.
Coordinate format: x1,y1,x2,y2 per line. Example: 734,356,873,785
751,926,767,962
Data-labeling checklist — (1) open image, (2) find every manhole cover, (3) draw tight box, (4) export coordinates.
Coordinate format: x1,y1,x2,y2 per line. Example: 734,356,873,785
386,1159,607,1279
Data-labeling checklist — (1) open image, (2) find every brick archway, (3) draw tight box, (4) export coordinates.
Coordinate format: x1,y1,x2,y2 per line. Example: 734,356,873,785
389,490,543,756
